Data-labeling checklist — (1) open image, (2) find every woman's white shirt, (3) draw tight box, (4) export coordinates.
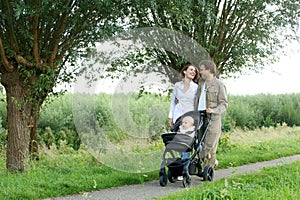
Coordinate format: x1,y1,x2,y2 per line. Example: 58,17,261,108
168,81,198,123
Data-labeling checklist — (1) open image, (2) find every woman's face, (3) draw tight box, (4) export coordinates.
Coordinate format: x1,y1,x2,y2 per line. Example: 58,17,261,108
184,65,196,80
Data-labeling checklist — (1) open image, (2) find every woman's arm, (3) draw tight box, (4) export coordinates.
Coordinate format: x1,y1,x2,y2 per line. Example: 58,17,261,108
168,84,177,127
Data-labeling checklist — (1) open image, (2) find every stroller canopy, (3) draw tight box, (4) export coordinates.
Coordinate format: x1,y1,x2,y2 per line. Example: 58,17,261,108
171,110,205,132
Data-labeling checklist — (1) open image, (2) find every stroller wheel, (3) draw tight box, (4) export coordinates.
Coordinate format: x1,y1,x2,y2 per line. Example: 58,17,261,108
182,173,191,188
167,170,176,183
159,174,168,187
203,166,214,181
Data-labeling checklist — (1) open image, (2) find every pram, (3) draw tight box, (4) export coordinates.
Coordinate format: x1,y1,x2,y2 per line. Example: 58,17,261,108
159,110,214,187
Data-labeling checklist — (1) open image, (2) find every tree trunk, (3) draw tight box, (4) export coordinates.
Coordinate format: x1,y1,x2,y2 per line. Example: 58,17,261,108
1,70,40,172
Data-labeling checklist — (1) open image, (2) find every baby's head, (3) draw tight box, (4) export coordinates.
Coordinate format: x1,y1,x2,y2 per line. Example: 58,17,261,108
181,116,194,130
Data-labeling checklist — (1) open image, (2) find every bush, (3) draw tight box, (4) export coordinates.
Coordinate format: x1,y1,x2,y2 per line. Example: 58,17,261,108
226,96,259,130
1,92,300,150
224,93,300,130
0,95,7,129
278,94,300,126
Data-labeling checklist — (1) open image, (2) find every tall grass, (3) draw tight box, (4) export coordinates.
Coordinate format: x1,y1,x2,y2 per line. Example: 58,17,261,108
225,93,300,130
0,93,300,150
217,125,300,168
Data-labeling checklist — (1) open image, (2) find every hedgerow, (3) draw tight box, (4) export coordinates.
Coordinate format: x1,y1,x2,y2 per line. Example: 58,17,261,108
0,93,299,150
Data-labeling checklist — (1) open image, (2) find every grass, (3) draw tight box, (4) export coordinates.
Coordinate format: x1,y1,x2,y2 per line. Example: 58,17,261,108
0,145,158,199
217,124,300,168
0,125,299,199
157,161,300,200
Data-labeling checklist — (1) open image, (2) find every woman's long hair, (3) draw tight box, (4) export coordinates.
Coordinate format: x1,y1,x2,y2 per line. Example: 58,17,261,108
179,64,200,83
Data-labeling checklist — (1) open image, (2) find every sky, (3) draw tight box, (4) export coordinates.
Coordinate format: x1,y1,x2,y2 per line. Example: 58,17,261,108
67,26,300,96
66,40,300,96
223,48,300,95
93,49,300,96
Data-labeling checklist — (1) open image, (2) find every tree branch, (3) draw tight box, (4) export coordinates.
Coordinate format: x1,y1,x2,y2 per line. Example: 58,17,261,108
56,35,77,62
31,0,41,67
48,0,73,68
208,0,222,45
48,14,68,68
0,38,14,72
3,0,19,54
15,55,35,67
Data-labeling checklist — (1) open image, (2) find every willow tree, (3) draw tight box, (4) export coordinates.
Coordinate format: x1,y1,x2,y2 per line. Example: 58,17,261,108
123,0,300,77
0,0,124,172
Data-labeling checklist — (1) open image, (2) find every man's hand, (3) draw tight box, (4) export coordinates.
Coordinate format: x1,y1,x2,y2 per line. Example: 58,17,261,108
206,108,213,114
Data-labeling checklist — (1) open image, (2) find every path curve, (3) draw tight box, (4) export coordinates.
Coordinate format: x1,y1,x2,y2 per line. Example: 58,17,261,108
46,154,300,200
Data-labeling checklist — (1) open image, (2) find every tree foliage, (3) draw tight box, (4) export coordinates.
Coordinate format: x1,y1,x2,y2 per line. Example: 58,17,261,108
120,0,300,77
0,0,123,88
0,0,125,172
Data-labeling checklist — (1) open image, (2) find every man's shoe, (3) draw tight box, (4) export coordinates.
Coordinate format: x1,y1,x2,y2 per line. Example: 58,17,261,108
214,159,218,169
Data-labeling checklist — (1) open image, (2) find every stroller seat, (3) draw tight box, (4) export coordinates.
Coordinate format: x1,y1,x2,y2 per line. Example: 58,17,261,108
161,132,195,152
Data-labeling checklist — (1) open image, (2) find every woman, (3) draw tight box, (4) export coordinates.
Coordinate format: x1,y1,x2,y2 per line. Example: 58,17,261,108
168,64,199,128
167,64,199,181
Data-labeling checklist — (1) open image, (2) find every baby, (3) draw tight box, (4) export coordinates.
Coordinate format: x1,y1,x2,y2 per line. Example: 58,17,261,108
178,115,195,180
179,116,195,135
179,116,195,159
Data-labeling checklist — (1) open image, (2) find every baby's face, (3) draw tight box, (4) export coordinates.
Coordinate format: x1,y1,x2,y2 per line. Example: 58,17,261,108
181,118,194,129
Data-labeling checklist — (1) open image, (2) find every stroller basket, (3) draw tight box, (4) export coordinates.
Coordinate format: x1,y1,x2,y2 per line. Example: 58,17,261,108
167,158,185,177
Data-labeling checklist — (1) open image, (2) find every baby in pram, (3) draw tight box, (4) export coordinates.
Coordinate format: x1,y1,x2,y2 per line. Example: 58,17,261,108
159,110,215,187
178,115,195,180
178,115,195,159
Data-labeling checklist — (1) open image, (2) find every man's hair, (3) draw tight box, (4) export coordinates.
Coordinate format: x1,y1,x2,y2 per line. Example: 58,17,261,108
199,60,217,75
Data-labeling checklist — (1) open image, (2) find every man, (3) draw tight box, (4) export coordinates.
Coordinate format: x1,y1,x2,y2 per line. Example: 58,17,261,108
194,60,228,168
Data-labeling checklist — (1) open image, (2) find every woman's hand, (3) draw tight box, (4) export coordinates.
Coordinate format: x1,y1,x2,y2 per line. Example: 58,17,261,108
168,118,173,128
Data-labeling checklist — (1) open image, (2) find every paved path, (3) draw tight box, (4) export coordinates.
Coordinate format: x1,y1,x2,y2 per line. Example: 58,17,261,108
46,154,300,200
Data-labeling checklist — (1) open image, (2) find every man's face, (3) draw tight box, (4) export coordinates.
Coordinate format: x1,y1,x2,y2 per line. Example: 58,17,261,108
199,64,208,79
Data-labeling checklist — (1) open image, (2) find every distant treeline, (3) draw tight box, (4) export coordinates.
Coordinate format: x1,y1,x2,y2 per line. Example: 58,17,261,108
0,93,299,149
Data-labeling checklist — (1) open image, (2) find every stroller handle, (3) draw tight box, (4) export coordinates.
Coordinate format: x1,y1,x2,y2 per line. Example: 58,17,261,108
199,110,214,120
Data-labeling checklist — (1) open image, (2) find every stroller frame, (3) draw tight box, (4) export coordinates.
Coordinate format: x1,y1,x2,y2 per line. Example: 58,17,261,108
159,110,214,187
